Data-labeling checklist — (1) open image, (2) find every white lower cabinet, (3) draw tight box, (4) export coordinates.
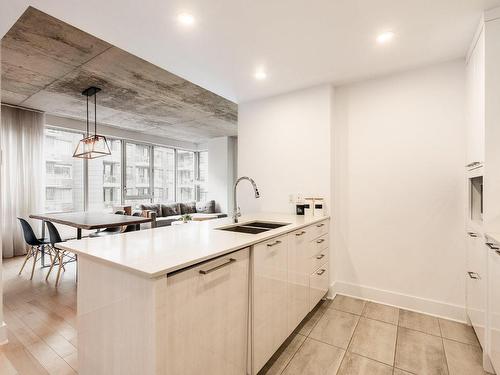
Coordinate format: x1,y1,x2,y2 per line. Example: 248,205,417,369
287,228,311,335
165,248,249,375
252,234,289,373
252,219,330,374
488,239,500,372
310,265,329,311
465,230,487,348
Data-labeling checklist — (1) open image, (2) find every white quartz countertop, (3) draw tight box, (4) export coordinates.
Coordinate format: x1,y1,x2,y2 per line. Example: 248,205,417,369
59,213,330,278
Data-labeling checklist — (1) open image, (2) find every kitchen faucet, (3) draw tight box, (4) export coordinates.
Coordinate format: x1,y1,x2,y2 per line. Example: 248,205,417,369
233,176,260,223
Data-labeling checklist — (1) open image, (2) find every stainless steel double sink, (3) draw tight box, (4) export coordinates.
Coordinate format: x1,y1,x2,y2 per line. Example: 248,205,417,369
216,221,290,234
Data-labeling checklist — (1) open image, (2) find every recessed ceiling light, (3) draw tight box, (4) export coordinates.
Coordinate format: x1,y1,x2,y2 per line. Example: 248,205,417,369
376,31,395,44
178,13,195,26
254,69,267,80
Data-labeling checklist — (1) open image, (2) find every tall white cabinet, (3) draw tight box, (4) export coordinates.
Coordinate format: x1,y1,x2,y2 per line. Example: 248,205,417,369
465,26,485,167
465,18,486,354
485,11,500,374
465,8,500,374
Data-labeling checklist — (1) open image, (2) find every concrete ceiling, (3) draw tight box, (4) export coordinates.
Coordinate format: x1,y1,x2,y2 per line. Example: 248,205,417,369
1,7,237,144
1,0,499,104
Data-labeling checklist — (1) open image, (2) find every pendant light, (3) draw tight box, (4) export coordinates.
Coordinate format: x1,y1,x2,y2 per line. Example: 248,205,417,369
73,86,111,159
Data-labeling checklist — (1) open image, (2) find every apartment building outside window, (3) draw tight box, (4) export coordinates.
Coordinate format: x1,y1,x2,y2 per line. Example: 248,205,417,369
176,150,195,202
88,139,122,211
43,128,84,212
197,151,208,202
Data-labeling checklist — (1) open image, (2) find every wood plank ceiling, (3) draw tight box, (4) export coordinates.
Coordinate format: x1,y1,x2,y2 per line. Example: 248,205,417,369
1,7,237,143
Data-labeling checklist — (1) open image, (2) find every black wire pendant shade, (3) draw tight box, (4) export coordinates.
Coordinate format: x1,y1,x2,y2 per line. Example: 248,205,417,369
73,86,111,159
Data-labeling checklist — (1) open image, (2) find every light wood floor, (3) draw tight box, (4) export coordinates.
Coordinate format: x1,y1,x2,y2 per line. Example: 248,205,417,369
0,255,77,375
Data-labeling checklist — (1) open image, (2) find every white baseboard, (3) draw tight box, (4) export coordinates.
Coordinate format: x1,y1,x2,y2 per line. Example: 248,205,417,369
0,321,8,345
330,281,467,323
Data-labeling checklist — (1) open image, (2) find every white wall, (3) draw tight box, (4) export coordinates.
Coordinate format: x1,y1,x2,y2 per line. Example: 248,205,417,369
333,60,467,320
238,85,332,215
207,136,237,214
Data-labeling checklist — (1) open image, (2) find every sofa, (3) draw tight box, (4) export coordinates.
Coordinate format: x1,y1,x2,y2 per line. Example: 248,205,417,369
137,200,227,228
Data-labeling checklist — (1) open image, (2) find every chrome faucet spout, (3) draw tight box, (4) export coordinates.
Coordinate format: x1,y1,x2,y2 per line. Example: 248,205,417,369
233,176,260,223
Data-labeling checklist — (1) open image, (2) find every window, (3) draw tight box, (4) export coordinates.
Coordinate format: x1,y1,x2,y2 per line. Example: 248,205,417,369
176,150,195,202
153,147,175,203
88,139,122,212
43,128,84,212
125,142,151,198
196,151,208,202
43,127,210,211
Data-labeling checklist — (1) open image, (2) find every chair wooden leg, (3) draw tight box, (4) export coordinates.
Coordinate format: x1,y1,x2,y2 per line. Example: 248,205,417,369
19,246,33,275
48,247,54,267
45,248,58,281
55,251,64,287
29,247,39,280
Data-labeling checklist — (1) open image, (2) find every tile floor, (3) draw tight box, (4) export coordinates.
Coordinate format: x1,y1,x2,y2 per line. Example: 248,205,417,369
259,295,488,375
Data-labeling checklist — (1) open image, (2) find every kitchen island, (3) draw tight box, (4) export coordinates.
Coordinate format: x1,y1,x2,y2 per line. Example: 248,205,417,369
61,213,330,375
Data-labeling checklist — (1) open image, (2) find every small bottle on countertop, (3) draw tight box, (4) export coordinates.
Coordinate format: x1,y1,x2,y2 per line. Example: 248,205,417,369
314,198,324,217
295,193,305,215
304,198,314,218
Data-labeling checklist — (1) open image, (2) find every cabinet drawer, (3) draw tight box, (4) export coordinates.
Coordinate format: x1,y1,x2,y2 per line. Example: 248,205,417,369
310,234,329,256
308,220,328,240
309,264,329,311
310,252,328,274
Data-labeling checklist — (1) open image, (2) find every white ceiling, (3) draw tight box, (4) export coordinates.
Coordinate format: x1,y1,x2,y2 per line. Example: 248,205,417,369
1,0,499,103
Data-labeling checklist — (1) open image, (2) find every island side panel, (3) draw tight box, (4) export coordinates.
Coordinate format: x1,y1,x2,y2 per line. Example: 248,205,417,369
78,256,165,375
163,248,250,375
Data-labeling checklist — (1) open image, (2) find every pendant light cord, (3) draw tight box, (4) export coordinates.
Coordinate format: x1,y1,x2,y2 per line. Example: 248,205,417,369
86,92,89,137
94,90,97,136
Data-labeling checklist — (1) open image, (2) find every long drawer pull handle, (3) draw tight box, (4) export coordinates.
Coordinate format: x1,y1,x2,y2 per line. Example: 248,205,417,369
316,269,326,275
316,223,325,228
467,271,480,280
199,258,236,274
295,231,306,236
316,254,325,260
467,232,478,238
267,240,282,247
486,243,500,250
316,239,325,244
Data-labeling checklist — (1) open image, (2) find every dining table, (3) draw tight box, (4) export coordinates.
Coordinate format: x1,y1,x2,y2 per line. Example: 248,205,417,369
29,212,152,266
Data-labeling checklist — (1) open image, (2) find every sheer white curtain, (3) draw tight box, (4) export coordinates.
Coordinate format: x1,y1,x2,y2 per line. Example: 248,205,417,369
1,105,45,258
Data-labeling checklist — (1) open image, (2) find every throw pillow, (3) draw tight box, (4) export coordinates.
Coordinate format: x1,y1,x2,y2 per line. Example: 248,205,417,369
161,203,181,217
180,201,197,214
139,203,161,217
196,200,216,214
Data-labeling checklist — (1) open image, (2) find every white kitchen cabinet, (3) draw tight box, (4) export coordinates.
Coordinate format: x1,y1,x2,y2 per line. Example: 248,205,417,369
310,265,329,311
465,26,485,167
488,239,500,372
308,220,328,240
252,234,289,374
287,228,311,335
465,230,487,348
166,248,249,375
309,234,329,273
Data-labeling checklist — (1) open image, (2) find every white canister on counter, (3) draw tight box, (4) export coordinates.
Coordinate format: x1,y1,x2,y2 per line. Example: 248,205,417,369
304,198,314,218
314,198,324,217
